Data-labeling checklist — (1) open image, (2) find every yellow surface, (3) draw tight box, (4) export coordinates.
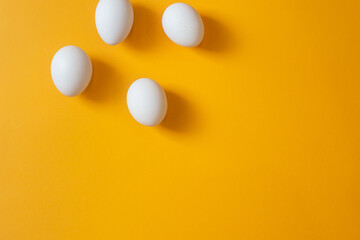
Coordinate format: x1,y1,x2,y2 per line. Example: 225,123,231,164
1,0,360,239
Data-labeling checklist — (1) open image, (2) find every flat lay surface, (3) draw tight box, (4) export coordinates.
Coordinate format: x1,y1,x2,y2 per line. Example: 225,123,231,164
0,0,360,239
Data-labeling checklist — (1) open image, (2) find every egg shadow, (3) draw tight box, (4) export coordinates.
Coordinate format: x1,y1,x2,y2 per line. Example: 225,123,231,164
198,15,236,53
124,4,160,51
161,91,197,133
82,59,121,103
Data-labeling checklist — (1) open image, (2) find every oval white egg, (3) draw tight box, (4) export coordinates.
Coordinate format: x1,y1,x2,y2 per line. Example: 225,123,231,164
162,3,204,47
95,0,134,45
127,78,168,127
51,46,92,97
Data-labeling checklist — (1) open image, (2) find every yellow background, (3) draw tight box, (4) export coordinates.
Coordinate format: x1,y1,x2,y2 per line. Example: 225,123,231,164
1,0,360,239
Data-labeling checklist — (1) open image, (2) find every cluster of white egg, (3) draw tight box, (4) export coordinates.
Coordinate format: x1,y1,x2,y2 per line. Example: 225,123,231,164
51,0,204,127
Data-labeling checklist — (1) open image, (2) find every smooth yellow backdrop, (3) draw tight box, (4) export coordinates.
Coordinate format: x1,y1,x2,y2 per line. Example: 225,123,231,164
1,0,360,239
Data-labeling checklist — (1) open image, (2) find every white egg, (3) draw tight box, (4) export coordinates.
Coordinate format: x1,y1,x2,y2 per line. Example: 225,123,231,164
127,78,168,127
95,0,134,45
162,3,204,47
51,46,92,97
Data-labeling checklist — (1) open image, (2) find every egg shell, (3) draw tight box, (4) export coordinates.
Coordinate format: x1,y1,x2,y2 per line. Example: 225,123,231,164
162,3,204,47
127,78,168,127
95,0,134,45
51,46,92,97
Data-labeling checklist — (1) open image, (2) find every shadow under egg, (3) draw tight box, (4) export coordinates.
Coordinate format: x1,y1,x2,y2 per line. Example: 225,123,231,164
198,15,237,53
82,59,122,103
161,90,199,133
